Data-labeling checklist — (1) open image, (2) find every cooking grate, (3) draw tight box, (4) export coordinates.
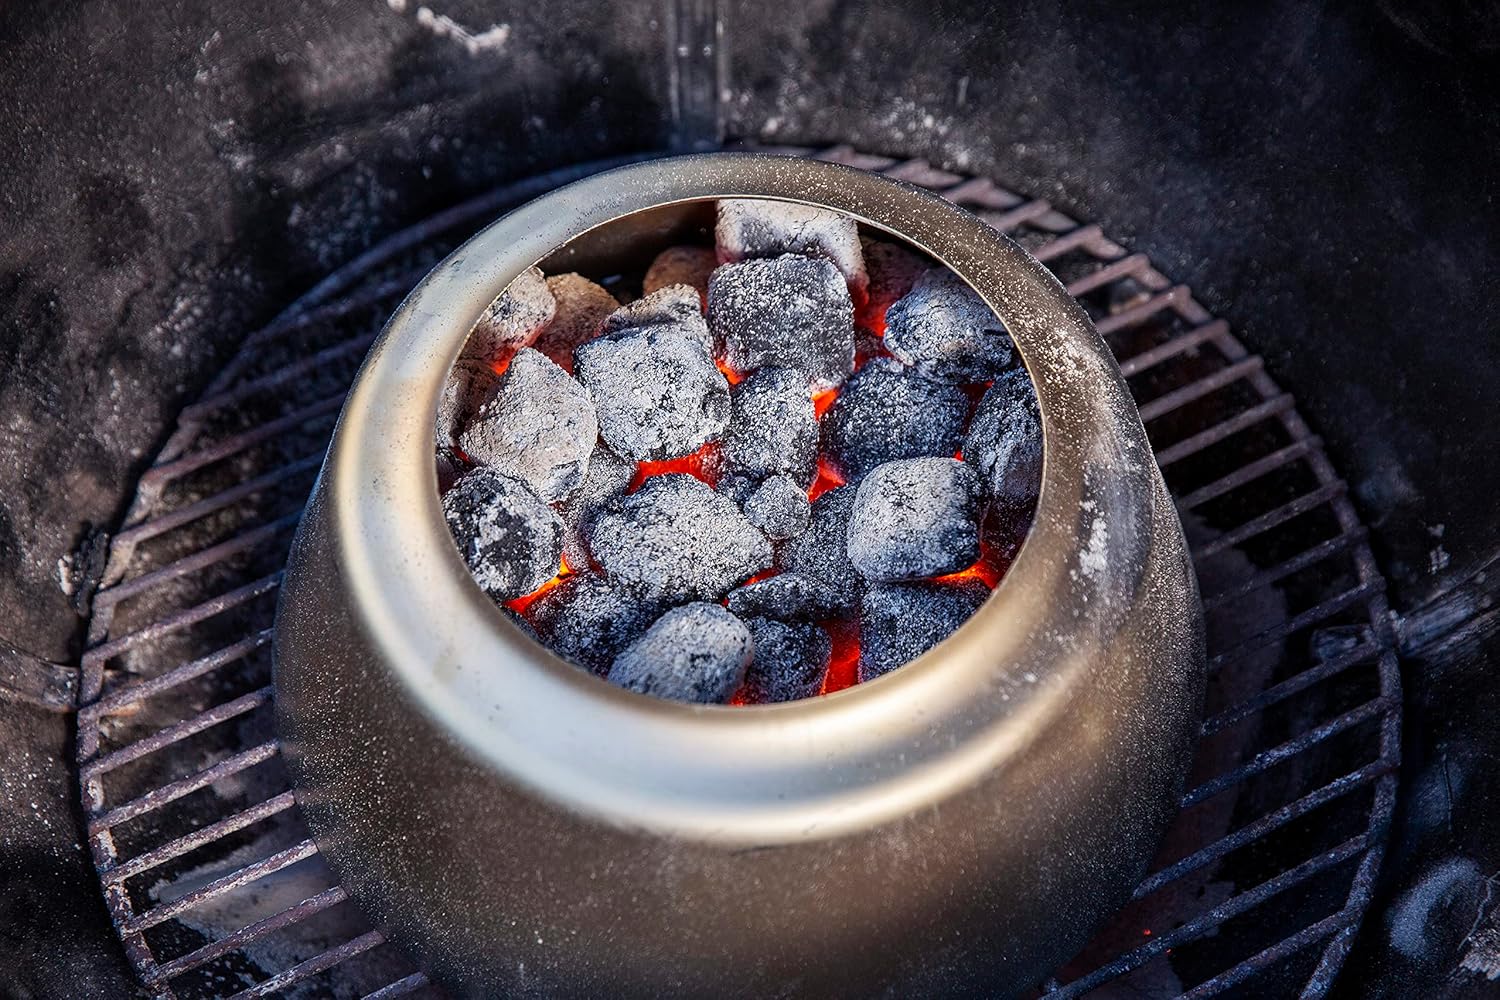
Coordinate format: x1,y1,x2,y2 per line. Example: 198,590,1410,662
76,146,1399,999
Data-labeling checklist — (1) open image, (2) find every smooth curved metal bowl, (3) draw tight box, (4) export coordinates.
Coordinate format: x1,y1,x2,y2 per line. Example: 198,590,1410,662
273,152,1205,998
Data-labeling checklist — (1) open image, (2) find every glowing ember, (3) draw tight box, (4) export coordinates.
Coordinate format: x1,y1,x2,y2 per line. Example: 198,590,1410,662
820,619,861,694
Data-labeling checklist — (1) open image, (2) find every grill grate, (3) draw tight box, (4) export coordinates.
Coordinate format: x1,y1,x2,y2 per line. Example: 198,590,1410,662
76,146,1399,999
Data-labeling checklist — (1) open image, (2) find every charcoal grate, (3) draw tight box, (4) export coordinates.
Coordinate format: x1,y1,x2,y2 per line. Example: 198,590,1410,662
76,146,1399,999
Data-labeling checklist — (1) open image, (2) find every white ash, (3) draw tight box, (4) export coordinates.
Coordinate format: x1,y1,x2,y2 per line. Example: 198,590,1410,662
441,467,563,602
644,245,717,299
461,265,556,365
708,254,854,392
774,485,861,612
436,358,499,447
963,366,1043,511
554,444,634,571
703,365,819,492
607,603,752,704
533,272,619,372
574,324,730,461
725,572,847,622
883,268,1014,384
589,474,772,603
457,348,599,503
860,236,928,320
716,199,868,298
847,458,984,581
525,572,663,677
858,579,989,683
819,357,969,482
600,283,711,351
742,475,810,541
741,617,831,704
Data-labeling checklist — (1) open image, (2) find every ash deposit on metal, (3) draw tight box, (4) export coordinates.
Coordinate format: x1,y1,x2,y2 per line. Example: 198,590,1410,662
437,200,1046,703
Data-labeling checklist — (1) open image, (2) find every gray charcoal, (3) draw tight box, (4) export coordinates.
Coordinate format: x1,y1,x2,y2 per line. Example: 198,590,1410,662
435,446,467,493
819,357,969,482
847,458,984,581
607,603,752,704
575,325,731,461
708,254,854,392
980,500,1035,571
589,474,772,603
741,617,831,704
457,348,599,503
436,359,500,447
715,199,868,298
963,367,1043,510
526,572,662,676
600,283,711,351
743,475,811,541
643,245,717,298
461,265,556,365
860,236,927,320
884,268,1014,383
704,366,819,491
726,572,847,622
858,579,990,683
533,272,619,372
774,485,861,611
442,467,563,602
554,444,635,571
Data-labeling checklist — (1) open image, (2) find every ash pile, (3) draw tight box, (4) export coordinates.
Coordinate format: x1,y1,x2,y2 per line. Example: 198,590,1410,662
436,198,1041,705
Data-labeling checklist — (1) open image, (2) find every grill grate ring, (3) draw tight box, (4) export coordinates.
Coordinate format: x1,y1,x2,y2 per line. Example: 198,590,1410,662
77,146,1399,999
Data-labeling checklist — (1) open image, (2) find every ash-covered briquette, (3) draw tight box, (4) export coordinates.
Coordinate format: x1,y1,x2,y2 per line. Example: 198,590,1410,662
607,603,752,704
600,284,711,351
441,467,563,602
436,359,500,447
883,268,1015,384
708,254,855,392
461,265,557,365
774,485,861,612
725,572,848,622
860,236,927,321
740,617,831,704
457,348,599,503
704,366,819,492
858,579,990,683
554,443,634,571
532,273,619,372
435,446,467,493
847,458,985,581
589,473,772,603
574,324,731,461
742,475,811,541
525,572,662,676
964,366,1043,510
818,357,970,482
643,245,717,298
715,199,868,298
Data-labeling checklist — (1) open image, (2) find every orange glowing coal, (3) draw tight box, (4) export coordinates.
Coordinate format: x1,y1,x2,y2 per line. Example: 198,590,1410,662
505,555,572,615
630,442,717,491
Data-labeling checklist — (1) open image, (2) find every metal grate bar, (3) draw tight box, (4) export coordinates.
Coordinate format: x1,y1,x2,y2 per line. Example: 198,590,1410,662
122,839,319,935
1178,909,1357,1000
1066,253,1153,298
1053,835,1369,998
141,392,346,489
83,687,272,782
83,574,281,668
1135,759,1392,901
81,631,270,722
1117,320,1228,378
1208,581,1385,673
1202,530,1366,609
1153,394,1297,468
227,929,388,999
179,332,376,425
363,973,433,1000
1174,436,1320,510
981,199,1055,232
1137,356,1266,423
110,453,321,550
1095,286,1190,336
102,791,297,885
1194,482,1347,561
1031,224,1108,263
1201,639,1383,737
88,740,279,834
148,885,349,985
241,276,413,352
1181,698,1391,809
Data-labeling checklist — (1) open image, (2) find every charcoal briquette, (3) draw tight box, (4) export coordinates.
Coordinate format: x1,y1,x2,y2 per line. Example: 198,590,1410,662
963,367,1043,511
436,359,500,447
883,268,1014,383
457,348,599,503
819,357,969,482
554,443,635,571
715,199,868,298
525,572,663,676
742,474,811,541
643,245,717,299
442,467,564,602
703,365,819,492
708,254,854,392
533,272,619,372
600,283,711,351
847,458,984,581
774,484,861,610
857,579,990,683
740,617,831,704
860,236,927,322
461,265,556,366
607,603,752,704
725,572,848,622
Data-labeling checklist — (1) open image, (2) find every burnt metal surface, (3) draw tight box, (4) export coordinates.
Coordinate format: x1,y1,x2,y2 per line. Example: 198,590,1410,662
76,149,1397,998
